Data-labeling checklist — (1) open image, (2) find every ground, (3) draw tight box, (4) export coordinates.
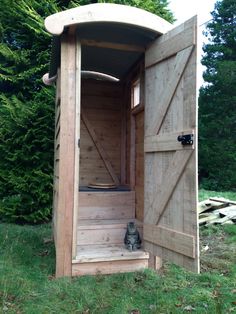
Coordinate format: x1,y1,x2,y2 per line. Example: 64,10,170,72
0,190,235,313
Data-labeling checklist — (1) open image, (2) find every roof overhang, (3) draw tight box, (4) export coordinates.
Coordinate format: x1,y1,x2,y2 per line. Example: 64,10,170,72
44,4,173,81
45,3,172,36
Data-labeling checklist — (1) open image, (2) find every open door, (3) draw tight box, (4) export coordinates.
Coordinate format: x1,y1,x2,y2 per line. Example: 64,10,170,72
143,17,199,272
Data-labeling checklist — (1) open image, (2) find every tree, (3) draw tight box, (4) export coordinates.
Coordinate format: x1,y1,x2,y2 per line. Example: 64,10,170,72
199,0,236,190
0,0,81,223
99,0,174,21
0,0,174,223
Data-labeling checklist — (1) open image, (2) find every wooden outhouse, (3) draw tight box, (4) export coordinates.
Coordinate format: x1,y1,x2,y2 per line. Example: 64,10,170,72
43,3,199,277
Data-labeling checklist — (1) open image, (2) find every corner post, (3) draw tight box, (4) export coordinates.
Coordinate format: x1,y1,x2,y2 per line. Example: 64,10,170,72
56,31,76,277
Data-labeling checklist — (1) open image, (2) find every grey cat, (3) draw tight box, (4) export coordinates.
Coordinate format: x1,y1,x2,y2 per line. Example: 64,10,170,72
124,222,141,251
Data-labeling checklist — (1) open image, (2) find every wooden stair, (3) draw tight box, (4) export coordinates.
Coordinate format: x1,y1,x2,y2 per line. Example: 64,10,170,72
72,219,149,276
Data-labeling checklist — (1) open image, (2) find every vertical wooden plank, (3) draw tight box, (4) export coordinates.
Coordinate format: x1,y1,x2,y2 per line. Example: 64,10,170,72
144,16,199,273
56,32,76,277
134,64,145,221
72,39,81,259
182,32,199,272
53,70,61,246
120,85,127,185
130,113,136,190
148,254,162,270
125,83,131,185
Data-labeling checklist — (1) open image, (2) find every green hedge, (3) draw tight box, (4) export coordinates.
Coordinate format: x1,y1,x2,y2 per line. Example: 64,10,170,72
0,90,55,223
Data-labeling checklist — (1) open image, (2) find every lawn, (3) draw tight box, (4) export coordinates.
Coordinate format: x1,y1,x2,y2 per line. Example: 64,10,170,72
198,189,236,202
0,190,235,314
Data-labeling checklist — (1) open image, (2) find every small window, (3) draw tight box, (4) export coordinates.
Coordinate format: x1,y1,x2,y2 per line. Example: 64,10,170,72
131,79,140,109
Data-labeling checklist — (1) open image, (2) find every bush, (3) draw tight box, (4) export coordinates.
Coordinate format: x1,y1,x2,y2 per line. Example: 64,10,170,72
0,90,55,223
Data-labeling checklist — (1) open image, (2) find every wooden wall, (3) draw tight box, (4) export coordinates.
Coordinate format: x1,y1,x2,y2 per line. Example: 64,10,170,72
125,89,131,186
135,110,144,221
78,77,144,221
79,80,123,186
124,62,145,221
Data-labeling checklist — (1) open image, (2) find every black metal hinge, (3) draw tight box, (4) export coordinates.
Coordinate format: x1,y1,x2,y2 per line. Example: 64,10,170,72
177,134,194,145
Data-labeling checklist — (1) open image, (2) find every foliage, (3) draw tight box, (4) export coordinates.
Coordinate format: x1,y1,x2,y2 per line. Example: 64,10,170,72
0,221,235,313
98,0,175,22
0,0,174,223
199,0,236,191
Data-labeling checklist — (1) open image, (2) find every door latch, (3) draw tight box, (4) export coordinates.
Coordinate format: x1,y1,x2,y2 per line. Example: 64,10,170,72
177,134,194,145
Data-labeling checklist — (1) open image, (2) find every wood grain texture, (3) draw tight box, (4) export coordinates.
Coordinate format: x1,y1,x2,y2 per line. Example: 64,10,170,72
143,224,195,258
81,109,120,185
78,191,135,220
75,244,149,263
72,258,148,276
144,17,199,272
120,86,127,184
144,150,193,224
144,129,194,152
80,80,122,186
135,111,144,221
72,39,81,259
145,16,197,68
55,33,76,277
77,225,126,245
147,45,193,136
130,114,136,189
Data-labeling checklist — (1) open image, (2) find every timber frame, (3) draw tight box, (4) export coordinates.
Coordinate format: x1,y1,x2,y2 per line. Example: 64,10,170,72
44,3,199,277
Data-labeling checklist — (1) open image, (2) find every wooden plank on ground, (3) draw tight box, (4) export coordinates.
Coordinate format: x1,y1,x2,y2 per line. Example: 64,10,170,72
198,199,227,213
199,213,219,225
209,198,236,206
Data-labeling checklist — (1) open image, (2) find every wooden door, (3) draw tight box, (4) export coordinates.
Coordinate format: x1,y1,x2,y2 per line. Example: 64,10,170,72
143,17,199,272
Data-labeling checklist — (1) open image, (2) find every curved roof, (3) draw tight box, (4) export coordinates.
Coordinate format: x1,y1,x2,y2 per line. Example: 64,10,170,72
44,4,173,80
45,3,172,36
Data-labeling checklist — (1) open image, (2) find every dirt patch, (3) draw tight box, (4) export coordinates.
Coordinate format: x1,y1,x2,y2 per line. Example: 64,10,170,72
200,226,236,274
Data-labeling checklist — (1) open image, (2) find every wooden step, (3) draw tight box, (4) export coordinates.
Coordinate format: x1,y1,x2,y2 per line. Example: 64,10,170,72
78,191,135,220
74,244,148,262
72,244,149,276
77,219,142,245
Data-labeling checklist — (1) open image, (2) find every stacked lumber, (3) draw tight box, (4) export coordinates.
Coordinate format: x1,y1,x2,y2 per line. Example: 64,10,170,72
198,197,236,226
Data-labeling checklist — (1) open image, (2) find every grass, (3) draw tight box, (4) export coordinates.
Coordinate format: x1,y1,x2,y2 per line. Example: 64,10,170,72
0,189,235,314
199,189,236,202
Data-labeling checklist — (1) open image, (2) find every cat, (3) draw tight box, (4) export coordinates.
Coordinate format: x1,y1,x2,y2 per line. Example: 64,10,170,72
124,222,141,251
